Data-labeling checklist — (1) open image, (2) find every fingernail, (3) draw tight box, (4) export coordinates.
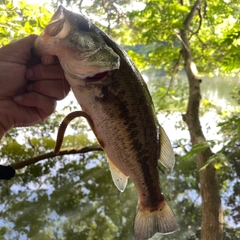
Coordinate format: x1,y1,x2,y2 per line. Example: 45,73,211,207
26,68,33,79
13,95,24,102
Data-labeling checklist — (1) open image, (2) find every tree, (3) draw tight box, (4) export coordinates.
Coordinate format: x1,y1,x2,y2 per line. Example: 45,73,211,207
179,1,223,238
126,0,240,239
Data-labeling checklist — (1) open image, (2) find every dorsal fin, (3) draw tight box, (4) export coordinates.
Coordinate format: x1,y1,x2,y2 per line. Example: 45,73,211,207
107,157,128,192
159,125,175,171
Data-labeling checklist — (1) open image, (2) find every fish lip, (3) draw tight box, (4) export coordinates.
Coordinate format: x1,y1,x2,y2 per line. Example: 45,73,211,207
32,5,71,57
53,5,70,23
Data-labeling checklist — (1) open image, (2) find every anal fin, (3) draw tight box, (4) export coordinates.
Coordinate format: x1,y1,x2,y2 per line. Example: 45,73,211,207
107,157,128,192
159,125,175,171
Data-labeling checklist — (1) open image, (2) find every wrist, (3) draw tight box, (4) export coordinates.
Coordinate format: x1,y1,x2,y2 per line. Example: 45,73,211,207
0,115,12,140
0,122,6,140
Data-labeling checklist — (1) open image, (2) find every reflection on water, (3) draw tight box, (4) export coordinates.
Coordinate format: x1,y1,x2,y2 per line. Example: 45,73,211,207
146,67,239,109
201,74,239,108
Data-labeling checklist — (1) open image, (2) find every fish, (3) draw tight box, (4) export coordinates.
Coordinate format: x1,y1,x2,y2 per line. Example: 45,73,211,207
34,5,179,240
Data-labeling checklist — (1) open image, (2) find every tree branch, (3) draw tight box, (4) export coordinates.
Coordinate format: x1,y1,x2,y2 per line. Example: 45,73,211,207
159,52,181,100
183,0,202,30
11,145,103,170
189,7,203,39
78,0,84,11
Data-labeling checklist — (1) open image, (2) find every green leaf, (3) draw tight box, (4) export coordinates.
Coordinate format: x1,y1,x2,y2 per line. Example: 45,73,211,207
182,141,212,161
200,153,227,171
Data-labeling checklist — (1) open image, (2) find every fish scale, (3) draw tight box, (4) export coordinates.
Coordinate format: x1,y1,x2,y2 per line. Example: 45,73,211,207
34,5,179,240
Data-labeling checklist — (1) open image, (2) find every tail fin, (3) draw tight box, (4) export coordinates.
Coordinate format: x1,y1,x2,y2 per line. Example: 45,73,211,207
134,200,179,240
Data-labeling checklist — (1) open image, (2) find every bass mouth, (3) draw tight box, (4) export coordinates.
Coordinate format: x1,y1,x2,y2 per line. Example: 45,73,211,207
86,71,108,82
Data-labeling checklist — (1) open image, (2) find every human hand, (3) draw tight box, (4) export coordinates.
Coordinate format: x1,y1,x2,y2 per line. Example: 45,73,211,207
0,35,70,139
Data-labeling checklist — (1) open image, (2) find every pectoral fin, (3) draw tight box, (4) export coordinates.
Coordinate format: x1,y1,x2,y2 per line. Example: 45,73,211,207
159,125,175,171
107,158,128,192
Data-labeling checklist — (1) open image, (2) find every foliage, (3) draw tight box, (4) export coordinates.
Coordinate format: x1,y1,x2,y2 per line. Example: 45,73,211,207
0,134,203,239
149,75,188,113
127,0,240,76
214,88,240,227
0,0,52,46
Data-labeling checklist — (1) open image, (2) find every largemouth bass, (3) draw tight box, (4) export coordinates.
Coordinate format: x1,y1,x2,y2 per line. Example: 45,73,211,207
34,6,179,240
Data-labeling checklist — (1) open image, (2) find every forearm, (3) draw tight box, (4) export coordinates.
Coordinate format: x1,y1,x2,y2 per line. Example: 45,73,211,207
0,105,14,140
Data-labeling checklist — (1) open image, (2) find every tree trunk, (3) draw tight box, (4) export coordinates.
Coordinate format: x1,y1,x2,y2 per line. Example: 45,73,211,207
180,1,223,239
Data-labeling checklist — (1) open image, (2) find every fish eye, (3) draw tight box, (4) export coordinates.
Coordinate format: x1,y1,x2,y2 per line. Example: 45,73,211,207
77,21,90,32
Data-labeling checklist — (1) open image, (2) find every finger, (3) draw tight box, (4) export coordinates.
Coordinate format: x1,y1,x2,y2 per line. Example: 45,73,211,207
13,92,57,118
26,79,70,100
41,55,59,65
0,35,38,63
26,63,64,80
